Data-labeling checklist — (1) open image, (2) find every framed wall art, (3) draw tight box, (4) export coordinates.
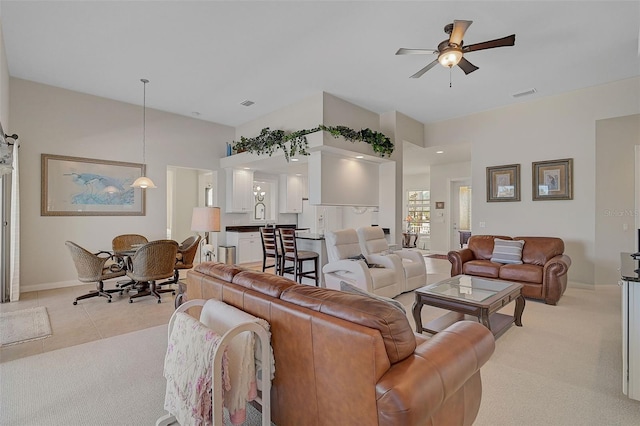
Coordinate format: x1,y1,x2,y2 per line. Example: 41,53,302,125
486,164,521,202
41,154,146,216
532,158,573,201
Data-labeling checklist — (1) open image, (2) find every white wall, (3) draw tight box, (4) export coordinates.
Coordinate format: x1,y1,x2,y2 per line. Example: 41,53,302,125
425,77,640,286
0,20,8,126
595,114,640,285
10,78,234,290
428,161,472,253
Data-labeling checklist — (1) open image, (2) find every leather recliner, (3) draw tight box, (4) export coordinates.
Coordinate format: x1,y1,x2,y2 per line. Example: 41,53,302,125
322,228,405,298
357,226,427,293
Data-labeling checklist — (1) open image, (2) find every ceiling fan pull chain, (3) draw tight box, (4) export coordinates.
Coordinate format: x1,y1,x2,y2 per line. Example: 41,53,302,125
449,68,452,88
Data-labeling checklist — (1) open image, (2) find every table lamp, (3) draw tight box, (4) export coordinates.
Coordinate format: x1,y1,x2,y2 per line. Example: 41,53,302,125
191,207,221,262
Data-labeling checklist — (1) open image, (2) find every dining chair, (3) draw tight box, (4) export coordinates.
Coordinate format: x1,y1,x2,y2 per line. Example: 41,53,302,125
159,235,201,286
259,227,282,275
65,241,127,305
278,228,319,286
126,240,179,303
111,234,148,292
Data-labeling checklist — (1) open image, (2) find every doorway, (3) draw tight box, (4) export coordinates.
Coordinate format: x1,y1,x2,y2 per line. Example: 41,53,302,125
449,179,472,251
166,166,215,248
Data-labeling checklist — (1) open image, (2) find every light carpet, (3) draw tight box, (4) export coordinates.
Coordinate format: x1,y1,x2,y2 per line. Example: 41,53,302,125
0,324,265,426
2,286,639,425
0,306,51,346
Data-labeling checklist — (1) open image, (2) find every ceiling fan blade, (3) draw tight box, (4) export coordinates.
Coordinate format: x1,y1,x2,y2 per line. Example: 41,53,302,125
463,34,516,53
396,48,437,55
450,20,473,46
410,59,439,78
457,57,479,75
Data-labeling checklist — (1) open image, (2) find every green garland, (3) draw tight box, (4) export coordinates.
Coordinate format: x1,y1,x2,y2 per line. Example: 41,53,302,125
231,125,394,161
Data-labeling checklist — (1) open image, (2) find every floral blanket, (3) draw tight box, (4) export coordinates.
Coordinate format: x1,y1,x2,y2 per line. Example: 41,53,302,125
163,312,230,426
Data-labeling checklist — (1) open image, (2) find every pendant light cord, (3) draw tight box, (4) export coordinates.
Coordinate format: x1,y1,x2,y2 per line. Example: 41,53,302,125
141,78,149,163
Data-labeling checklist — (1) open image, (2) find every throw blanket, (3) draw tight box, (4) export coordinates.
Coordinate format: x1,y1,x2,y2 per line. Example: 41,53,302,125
199,299,274,426
163,312,230,426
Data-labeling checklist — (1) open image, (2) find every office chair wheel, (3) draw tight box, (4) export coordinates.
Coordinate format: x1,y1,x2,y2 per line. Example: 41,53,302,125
73,301,77,305
157,299,161,304
108,299,111,303
119,291,124,295
172,291,176,295
129,299,133,303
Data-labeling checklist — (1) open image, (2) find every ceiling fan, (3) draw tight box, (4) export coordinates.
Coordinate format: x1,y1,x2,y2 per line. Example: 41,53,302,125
396,20,515,78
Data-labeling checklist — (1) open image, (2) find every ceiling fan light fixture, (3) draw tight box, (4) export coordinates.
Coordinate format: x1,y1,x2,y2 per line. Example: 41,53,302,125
438,48,462,68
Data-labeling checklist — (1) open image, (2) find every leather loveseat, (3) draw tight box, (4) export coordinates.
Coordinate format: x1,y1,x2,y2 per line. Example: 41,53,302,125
184,262,495,426
448,235,572,305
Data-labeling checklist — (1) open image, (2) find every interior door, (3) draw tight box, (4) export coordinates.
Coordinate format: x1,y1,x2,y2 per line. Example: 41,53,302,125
449,179,472,251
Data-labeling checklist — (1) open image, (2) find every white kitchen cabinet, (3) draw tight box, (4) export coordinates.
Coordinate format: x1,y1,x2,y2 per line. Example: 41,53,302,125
225,169,254,213
227,231,262,264
279,174,303,213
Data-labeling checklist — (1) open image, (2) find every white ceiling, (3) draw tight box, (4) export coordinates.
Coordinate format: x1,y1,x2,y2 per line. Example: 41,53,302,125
2,1,639,173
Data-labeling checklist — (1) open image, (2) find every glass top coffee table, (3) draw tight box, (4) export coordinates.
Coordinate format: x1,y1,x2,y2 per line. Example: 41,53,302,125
412,275,525,337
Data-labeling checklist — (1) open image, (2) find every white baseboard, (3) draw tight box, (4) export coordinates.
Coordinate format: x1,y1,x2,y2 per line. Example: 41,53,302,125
21,279,83,294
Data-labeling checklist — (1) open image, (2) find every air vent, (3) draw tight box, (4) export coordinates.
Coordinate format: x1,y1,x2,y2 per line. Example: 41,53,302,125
240,100,255,107
512,88,537,98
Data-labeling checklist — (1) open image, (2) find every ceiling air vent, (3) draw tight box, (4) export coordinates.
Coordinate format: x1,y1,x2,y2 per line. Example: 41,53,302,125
240,100,255,107
512,88,537,98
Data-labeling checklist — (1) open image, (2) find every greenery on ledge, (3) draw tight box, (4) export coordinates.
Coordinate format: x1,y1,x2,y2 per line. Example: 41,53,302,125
231,125,394,161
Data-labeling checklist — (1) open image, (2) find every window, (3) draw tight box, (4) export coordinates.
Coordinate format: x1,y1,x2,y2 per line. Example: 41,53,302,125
407,190,430,235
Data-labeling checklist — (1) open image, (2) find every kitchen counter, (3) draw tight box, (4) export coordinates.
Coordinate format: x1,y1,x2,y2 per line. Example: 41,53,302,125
621,252,640,282
225,224,297,233
295,232,325,240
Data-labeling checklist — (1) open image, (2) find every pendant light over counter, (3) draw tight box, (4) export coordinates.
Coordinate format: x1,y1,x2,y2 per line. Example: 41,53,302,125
131,78,157,189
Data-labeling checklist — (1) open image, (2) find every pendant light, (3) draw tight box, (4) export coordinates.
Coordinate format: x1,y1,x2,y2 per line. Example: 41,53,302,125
131,78,156,189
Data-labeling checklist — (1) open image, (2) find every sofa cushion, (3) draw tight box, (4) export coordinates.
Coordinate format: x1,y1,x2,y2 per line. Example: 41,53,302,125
280,285,416,364
515,236,565,266
490,238,524,264
462,260,501,278
340,281,406,314
468,235,513,260
499,263,543,284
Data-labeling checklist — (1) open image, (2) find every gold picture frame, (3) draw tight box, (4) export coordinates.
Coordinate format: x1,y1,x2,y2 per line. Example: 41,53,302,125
41,154,146,216
532,158,573,201
486,164,521,202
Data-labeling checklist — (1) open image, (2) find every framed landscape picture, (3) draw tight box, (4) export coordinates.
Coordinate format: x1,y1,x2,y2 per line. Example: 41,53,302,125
532,158,573,201
486,164,521,202
41,154,146,216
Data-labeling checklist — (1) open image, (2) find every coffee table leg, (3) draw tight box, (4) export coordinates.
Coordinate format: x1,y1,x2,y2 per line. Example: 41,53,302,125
412,297,424,333
514,295,525,326
479,309,491,331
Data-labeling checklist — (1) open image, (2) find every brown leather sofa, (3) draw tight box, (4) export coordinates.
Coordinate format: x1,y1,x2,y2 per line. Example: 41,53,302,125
448,235,572,305
184,262,495,426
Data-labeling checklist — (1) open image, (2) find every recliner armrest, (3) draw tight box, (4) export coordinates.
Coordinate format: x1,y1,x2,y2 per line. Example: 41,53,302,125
322,259,369,275
394,249,423,264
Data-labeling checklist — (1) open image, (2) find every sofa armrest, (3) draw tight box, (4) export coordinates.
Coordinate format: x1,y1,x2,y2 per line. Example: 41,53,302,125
544,254,571,277
375,321,495,425
447,248,474,276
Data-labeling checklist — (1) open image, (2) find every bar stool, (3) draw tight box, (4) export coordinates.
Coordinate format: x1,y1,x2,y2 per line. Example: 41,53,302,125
259,227,281,275
278,228,319,286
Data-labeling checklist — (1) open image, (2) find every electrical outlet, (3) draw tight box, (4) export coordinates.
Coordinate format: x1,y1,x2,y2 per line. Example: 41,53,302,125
479,221,486,228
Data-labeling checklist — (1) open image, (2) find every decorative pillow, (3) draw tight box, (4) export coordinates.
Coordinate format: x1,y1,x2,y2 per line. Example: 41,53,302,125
339,281,406,314
491,238,525,264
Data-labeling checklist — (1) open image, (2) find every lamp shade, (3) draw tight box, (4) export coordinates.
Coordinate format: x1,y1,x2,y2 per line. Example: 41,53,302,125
131,176,157,189
191,207,221,232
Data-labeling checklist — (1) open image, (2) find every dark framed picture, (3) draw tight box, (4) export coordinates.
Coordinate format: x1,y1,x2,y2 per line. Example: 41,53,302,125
486,164,521,202
532,158,573,201
435,201,445,209
41,154,146,216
